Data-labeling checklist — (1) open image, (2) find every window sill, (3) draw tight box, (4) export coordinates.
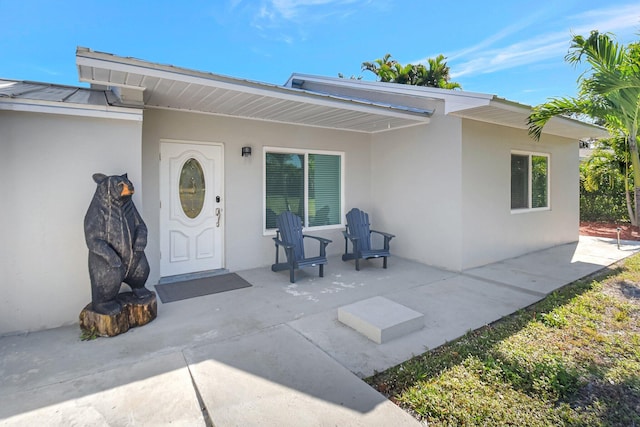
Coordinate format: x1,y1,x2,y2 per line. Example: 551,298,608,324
510,207,551,215
263,223,344,237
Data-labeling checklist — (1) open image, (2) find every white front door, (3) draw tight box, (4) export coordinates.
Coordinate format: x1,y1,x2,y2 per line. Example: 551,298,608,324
160,141,224,277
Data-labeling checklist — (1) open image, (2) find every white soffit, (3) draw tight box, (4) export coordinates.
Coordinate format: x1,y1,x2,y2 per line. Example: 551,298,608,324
450,99,609,140
75,48,431,133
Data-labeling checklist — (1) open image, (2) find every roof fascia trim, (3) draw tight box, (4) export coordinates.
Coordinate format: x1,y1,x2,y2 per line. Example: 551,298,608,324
76,53,430,122
0,98,143,121
545,115,609,138
488,97,608,137
285,73,494,113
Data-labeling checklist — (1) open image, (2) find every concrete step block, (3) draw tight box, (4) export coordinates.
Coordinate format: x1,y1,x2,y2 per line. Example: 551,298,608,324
338,296,424,344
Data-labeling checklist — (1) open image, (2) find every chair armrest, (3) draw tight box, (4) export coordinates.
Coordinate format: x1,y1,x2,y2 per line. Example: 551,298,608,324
371,230,394,251
303,234,332,245
272,237,294,249
342,231,360,242
304,234,331,257
370,230,395,240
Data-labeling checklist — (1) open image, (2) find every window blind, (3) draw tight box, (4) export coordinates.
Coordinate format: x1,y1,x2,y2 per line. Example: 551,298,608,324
265,153,304,229
511,154,529,210
309,154,341,226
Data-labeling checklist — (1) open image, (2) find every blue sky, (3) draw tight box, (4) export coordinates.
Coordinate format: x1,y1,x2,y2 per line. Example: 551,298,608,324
1,0,639,106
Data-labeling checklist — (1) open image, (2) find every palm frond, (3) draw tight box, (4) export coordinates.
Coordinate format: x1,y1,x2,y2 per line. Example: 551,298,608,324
527,97,590,140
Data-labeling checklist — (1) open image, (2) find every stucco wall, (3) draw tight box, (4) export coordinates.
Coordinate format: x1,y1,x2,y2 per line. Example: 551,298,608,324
369,113,579,272
460,119,579,269
0,111,142,335
141,109,372,284
370,107,465,271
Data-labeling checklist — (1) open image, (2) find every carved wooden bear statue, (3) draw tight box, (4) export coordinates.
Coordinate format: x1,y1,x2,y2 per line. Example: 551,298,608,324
84,173,152,315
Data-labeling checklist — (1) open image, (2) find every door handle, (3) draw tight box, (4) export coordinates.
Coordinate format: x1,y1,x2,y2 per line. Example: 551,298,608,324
215,208,222,227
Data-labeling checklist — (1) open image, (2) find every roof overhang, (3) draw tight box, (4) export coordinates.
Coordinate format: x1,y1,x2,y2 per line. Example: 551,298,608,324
75,48,431,133
0,80,142,121
285,73,609,140
285,73,494,114
449,98,609,140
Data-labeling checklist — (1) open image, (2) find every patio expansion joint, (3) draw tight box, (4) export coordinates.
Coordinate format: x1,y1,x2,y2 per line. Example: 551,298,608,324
460,272,548,298
181,351,213,427
283,322,332,354
281,322,366,377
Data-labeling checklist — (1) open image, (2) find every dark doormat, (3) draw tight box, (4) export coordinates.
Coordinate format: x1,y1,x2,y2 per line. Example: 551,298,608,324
154,273,252,303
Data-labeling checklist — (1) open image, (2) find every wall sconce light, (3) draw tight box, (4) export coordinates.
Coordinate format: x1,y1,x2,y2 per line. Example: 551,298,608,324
241,146,252,157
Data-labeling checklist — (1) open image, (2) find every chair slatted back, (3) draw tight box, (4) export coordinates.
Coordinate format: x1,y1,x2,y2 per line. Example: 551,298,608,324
345,208,371,252
276,211,305,261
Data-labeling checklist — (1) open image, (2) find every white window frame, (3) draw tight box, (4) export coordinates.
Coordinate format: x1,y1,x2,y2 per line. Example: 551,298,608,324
510,150,551,214
263,147,345,235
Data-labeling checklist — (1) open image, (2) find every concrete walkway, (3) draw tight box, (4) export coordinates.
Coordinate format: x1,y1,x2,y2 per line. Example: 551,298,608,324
1,236,638,426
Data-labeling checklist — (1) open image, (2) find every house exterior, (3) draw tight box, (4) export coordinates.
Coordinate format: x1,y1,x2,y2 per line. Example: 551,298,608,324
0,47,608,335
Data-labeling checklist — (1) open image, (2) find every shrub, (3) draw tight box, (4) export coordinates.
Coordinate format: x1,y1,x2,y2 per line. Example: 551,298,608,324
580,159,629,223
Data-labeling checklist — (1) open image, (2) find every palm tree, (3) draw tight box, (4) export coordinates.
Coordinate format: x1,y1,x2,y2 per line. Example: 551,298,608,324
361,54,461,89
528,31,640,224
361,53,397,83
393,62,418,85
415,54,462,89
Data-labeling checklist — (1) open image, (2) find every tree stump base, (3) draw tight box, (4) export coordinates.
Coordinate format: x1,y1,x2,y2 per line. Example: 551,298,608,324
79,291,157,338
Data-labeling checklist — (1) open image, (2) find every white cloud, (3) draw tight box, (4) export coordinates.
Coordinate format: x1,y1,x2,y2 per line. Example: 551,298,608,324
443,7,551,63
251,0,373,30
448,2,640,79
451,34,569,78
570,3,640,34
269,0,363,20
243,0,375,45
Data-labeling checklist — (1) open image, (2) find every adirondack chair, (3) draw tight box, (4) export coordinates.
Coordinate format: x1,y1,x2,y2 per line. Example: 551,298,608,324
271,211,332,283
342,208,395,271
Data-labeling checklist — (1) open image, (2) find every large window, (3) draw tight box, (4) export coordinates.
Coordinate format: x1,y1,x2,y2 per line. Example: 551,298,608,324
264,149,343,230
511,152,549,211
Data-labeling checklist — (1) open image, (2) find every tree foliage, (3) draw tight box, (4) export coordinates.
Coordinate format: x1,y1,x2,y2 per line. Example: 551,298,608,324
528,31,640,224
580,137,631,222
361,53,461,89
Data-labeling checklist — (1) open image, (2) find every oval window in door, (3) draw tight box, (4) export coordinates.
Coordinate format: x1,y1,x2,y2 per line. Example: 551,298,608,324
179,158,206,219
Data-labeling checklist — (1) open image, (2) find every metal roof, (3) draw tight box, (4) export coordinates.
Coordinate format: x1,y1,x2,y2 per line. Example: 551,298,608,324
75,47,431,134
285,74,609,140
0,80,112,105
0,79,141,120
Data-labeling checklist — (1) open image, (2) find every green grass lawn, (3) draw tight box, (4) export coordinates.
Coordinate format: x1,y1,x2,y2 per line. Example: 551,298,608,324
367,254,640,426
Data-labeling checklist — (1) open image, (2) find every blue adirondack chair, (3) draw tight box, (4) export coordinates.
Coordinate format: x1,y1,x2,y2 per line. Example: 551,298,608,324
271,211,332,283
342,208,395,271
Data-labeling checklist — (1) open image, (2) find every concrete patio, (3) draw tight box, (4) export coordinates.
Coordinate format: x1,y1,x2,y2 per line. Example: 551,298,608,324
1,236,638,426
